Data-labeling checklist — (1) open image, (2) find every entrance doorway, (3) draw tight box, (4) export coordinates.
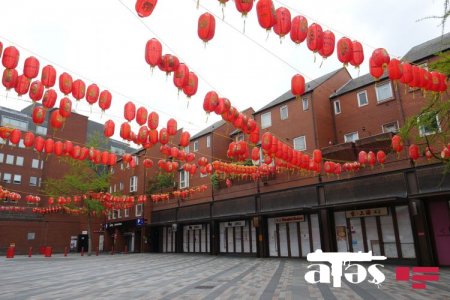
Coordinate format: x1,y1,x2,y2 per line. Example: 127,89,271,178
428,200,450,265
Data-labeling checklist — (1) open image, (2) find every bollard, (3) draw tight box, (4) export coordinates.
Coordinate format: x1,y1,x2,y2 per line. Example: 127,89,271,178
124,245,128,254
110,246,114,255
44,246,52,257
64,246,68,257
81,247,84,256
96,248,99,256
6,246,15,258
28,247,32,257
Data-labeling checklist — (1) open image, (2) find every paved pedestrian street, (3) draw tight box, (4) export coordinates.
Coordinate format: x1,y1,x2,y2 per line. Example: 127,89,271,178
1,254,448,299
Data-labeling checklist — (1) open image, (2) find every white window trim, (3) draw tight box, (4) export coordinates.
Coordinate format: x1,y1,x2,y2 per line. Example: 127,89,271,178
280,105,288,120
206,135,211,148
375,81,394,103
13,174,21,185
124,208,129,218
357,90,369,107
344,131,359,143
179,170,189,189
293,136,307,151
32,159,39,169
3,173,12,183
16,156,24,166
381,121,400,133
117,209,121,218
135,204,143,217
261,112,272,129
193,140,199,152
302,97,309,111
130,176,138,193
418,114,441,137
333,100,341,115
6,154,14,165
29,176,38,186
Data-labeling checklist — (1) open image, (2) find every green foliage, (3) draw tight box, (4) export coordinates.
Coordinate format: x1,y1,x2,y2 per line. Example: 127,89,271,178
210,173,220,190
146,172,175,194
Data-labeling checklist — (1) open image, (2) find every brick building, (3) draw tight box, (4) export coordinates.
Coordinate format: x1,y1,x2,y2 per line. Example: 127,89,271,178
0,105,131,254
142,34,450,266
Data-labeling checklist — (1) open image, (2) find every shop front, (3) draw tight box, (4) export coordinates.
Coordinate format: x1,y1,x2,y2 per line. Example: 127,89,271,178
219,219,257,255
427,198,450,266
161,225,177,253
182,223,210,253
267,213,321,258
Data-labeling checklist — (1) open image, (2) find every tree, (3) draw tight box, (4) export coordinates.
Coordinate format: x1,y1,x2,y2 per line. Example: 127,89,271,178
42,135,111,256
146,172,175,194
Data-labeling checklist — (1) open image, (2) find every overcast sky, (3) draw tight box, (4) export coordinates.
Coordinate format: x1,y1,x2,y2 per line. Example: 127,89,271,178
0,0,447,143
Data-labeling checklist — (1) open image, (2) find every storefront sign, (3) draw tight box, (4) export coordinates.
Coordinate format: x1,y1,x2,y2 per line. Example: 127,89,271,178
224,220,245,228
274,215,305,223
105,222,123,229
345,207,388,218
136,218,144,226
186,224,203,230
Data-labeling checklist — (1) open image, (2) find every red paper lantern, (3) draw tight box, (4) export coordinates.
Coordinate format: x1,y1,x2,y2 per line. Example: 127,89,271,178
387,58,403,81
198,13,216,43
291,74,305,98
34,136,45,153
42,89,57,109
290,15,308,44
2,46,20,69
32,106,46,124
399,63,413,85
158,54,179,75
45,138,54,154
312,149,322,164
251,147,260,161
273,7,291,39
367,151,376,167
85,83,99,105
8,129,21,145
120,122,131,140
138,126,149,144
307,23,323,53
182,72,198,98
179,131,190,147
148,111,159,130
167,118,177,136
235,0,253,17
2,68,18,90
23,132,35,148
135,0,158,18
41,65,57,88
391,135,403,154
71,145,81,159
101,151,109,165
148,129,158,144
377,150,386,165
23,56,40,79
104,120,115,138
173,63,189,92
369,57,383,80
337,37,353,65
124,101,136,122
143,158,153,168
59,72,73,95
349,40,364,68
136,107,148,126
261,132,272,151
15,75,31,96
64,140,74,156
319,30,335,59
59,97,72,118
29,80,44,102
71,79,86,101
159,128,169,145
249,127,260,144
409,144,420,161
256,0,277,30
203,91,219,113
214,97,231,115
54,141,64,156
371,48,390,68
145,38,162,69
50,110,65,130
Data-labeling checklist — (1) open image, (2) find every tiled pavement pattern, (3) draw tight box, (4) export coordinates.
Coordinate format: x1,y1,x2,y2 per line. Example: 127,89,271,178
1,254,449,299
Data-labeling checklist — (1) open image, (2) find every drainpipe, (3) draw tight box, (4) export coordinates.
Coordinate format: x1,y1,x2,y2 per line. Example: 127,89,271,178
395,81,407,127
310,92,319,149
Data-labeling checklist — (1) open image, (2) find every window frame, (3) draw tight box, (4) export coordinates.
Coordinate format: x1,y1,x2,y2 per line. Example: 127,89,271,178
3,173,12,184
29,176,38,187
357,90,369,107
280,105,288,120
16,156,24,166
293,136,307,151
36,126,47,136
302,97,309,111
135,204,143,217
381,121,400,133
179,170,189,189
375,81,394,103
130,175,138,193
13,174,21,185
6,154,14,165
261,112,272,129
0,153,3,163
193,140,199,152
344,131,359,143
333,100,341,115
32,159,39,169
206,135,211,148
124,208,129,218
418,114,441,137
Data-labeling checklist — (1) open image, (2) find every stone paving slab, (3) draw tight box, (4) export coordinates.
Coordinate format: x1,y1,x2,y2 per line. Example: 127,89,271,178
0,254,448,300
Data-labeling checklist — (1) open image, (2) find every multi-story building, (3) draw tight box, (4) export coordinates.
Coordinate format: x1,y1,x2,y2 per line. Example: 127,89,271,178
142,34,449,266
0,104,132,254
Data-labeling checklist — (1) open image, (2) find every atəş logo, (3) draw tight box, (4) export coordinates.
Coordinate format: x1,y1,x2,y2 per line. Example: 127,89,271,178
305,250,387,288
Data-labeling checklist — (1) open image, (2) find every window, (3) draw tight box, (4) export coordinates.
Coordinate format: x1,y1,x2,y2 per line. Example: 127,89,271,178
375,81,393,102
29,176,38,186
0,139,5,144
130,176,138,192
3,173,12,183
236,133,244,142
193,140,199,152
0,153,3,163
344,132,359,143
261,112,272,129
382,121,399,133
357,90,368,107
16,156,24,166
40,160,44,169
13,174,21,184
135,204,143,217
206,135,211,148
280,105,288,120
6,155,14,165
1,116,28,131
108,211,112,220
333,100,341,114
293,136,306,151
113,184,117,193
36,126,47,136
184,146,190,153
119,182,124,191
124,208,129,218
109,186,112,193
18,139,25,148
134,156,139,166
117,209,121,218
120,163,124,170
302,98,309,111
180,170,189,189
32,159,39,169
419,114,441,137
112,210,118,219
